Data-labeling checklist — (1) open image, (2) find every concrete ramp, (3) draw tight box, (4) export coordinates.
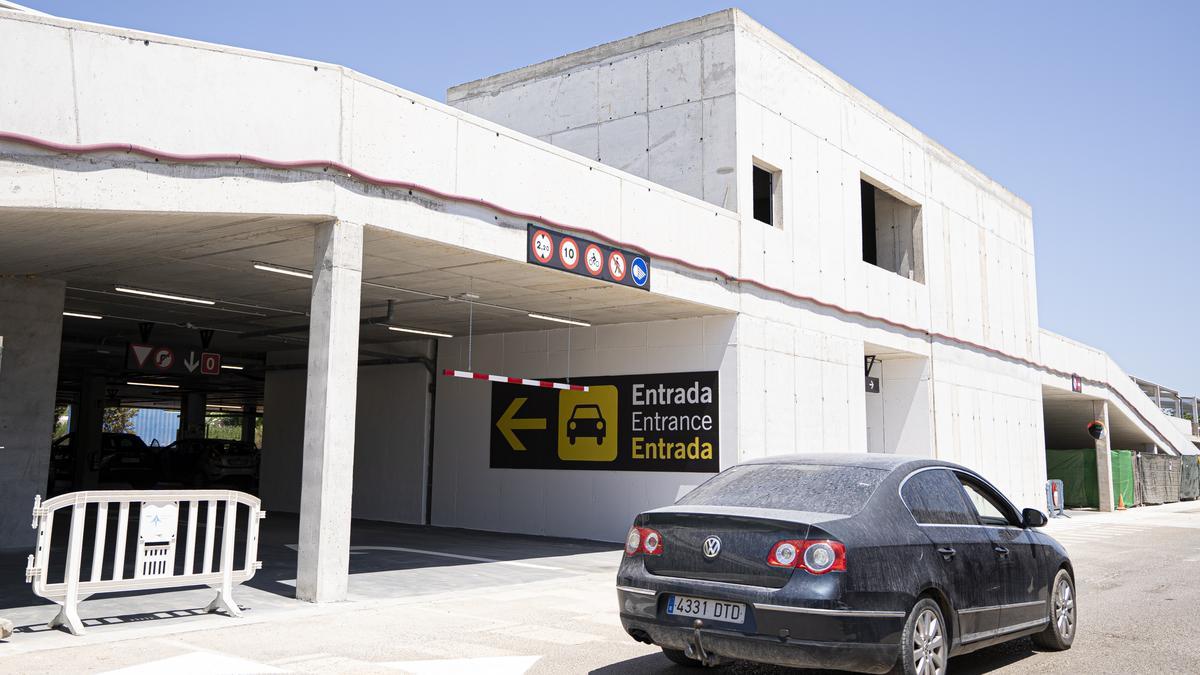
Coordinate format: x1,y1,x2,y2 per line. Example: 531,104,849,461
1040,329,1197,456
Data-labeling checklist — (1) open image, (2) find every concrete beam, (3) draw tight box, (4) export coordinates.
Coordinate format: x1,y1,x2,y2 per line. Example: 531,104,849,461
1095,400,1115,512
296,220,363,603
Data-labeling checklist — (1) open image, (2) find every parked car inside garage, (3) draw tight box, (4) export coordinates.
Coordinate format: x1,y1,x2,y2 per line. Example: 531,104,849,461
160,438,260,487
48,432,159,492
616,454,1075,674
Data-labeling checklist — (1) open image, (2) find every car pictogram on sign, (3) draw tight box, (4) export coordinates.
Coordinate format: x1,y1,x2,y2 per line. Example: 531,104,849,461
559,237,579,270
608,250,627,281
584,244,604,276
531,229,554,263
567,404,606,445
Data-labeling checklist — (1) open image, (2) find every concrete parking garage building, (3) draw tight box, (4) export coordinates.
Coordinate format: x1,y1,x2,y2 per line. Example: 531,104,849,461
0,7,1194,602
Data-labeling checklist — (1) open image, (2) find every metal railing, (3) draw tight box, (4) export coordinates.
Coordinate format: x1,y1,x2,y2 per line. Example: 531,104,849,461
25,489,265,636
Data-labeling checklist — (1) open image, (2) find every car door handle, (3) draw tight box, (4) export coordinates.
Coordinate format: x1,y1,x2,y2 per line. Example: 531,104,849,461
937,547,956,560
993,545,1010,558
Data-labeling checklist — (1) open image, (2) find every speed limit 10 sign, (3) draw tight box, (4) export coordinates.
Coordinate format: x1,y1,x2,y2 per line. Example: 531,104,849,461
525,224,650,291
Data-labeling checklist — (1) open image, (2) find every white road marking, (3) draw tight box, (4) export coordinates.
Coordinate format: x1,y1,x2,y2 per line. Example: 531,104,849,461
379,655,542,674
101,652,284,674
283,544,562,570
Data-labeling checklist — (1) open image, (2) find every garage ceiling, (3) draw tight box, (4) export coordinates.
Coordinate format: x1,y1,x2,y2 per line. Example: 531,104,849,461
0,208,726,408
1042,386,1155,451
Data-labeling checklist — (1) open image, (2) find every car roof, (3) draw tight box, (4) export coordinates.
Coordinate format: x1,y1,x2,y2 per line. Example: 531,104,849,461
741,452,960,474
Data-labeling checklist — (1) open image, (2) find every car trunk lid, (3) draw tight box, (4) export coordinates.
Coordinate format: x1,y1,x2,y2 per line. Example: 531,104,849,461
641,507,817,588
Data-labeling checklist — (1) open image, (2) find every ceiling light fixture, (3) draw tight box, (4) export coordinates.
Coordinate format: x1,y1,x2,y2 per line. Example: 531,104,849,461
387,325,454,339
126,381,180,389
528,312,591,328
207,404,243,411
252,261,313,280
220,364,245,371
63,311,103,320
115,286,215,306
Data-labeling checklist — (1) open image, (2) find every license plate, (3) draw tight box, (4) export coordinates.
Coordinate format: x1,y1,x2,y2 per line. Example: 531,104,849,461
666,595,746,624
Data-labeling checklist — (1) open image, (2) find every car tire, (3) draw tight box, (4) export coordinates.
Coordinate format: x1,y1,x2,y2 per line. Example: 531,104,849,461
1033,569,1076,651
660,647,711,668
898,597,947,675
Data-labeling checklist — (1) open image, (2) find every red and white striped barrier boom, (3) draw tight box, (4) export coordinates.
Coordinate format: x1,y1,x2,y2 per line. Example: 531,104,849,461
441,369,588,392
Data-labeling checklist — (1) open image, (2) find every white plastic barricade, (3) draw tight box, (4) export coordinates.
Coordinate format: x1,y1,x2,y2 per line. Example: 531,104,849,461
25,490,265,636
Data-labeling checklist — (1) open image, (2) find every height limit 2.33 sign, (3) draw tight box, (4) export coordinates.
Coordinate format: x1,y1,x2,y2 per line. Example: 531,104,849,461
527,225,650,291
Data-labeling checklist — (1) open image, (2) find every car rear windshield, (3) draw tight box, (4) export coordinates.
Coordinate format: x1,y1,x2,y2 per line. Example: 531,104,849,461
676,463,888,515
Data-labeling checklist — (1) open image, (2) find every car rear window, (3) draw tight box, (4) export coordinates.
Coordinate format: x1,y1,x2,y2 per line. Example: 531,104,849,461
677,463,888,515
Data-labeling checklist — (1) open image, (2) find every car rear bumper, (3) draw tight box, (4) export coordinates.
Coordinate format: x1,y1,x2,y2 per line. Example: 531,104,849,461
617,586,903,674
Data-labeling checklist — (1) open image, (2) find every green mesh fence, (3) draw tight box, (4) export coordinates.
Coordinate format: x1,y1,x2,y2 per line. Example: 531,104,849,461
1046,448,1134,509
1111,450,1135,508
1046,449,1098,509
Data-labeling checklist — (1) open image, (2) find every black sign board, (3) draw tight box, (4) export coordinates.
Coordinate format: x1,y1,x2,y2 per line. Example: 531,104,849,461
490,371,718,472
865,376,880,393
526,224,650,291
126,343,222,376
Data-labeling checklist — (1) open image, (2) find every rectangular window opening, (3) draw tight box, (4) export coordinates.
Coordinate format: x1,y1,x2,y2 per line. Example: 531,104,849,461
752,163,781,227
860,178,924,283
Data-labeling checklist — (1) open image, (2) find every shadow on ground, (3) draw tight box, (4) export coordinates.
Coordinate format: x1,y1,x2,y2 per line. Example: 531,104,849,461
591,638,1042,674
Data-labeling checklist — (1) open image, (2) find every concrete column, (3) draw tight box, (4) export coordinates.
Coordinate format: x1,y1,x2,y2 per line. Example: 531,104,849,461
73,374,106,491
0,278,65,550
178,392,207,439
297,220,363,603
241,405,256,445
1094,400,1114,512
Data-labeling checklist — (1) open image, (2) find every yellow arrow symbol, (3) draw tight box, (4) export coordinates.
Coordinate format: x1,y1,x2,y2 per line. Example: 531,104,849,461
496,397,547,451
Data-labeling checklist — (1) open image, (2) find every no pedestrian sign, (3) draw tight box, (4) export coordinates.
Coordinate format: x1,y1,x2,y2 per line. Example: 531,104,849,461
526,225,650,291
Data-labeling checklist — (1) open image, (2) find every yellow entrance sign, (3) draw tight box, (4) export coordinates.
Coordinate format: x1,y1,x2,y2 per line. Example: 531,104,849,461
495,397,547,451
558,385,618,461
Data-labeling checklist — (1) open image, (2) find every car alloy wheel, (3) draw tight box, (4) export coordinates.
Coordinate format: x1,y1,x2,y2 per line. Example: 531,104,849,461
910,605,946,675
1054,575,1075,640
1033,569,1076,650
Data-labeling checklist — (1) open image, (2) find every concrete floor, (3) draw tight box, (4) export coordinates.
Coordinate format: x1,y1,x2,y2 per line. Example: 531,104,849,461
2,503,1200,673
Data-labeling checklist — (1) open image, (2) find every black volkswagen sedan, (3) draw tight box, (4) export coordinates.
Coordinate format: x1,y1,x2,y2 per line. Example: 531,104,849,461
616,454,1075,674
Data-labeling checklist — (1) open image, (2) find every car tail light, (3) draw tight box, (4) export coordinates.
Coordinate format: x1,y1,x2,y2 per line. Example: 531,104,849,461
624,527,664,556
768,540,846,574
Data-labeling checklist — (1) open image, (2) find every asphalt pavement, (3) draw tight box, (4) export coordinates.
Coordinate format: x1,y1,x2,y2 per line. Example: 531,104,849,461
2,502,1199,674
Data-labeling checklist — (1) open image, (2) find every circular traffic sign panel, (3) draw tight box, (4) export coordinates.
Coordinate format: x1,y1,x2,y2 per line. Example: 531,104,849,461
530,229,554,263
584,244,604,276
608,250,627,281
559,237,579,269
151,346,175,370
630,256,649,287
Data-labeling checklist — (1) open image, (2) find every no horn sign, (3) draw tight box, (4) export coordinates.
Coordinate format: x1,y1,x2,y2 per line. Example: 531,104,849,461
526,225,651,291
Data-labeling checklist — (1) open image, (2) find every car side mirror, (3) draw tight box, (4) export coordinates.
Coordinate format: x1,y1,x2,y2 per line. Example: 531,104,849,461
1021,507,1047,528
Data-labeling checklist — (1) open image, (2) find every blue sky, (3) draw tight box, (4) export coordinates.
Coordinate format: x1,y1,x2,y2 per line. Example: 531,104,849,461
28,1,1200,389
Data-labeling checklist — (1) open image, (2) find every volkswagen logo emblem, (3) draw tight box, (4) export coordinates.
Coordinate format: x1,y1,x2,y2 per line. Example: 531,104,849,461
702,536,722,559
